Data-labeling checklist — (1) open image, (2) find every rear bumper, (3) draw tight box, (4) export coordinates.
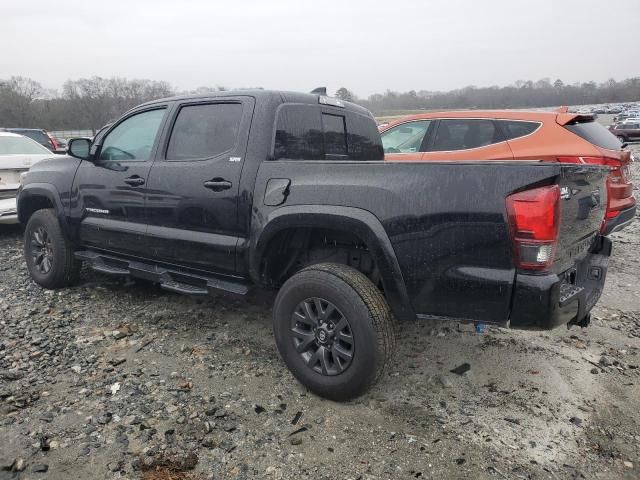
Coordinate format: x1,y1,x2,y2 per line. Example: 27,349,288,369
601,204,636,235
0,197,18,224
510,235,611,330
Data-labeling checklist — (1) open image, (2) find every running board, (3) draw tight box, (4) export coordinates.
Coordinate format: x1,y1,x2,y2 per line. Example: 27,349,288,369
74,250,249,296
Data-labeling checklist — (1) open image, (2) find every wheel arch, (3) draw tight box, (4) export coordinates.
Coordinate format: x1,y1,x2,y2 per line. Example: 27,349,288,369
17,184,69,234
250,205,415,321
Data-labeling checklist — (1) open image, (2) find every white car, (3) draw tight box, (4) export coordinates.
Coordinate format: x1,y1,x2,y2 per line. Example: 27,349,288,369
0,132,54,224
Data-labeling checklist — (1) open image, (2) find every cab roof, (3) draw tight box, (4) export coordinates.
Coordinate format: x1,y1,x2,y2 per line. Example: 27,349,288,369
138,89,373,117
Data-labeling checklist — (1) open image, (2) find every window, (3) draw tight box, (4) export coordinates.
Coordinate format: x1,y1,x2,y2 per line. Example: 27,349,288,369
274,105,323,160
431,119,498,151
10,130,50,148
498,120,541,140
0,135,51,155
99,109,165,161
166,103,243,161
381,121,431,153
564,120,621,150
322,114,347,158
274,105,383,161
346,112,384,160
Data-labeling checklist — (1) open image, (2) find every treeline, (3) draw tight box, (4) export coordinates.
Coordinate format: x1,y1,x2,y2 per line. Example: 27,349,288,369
2,75,640,130
0,76,177,131
344,77,640,114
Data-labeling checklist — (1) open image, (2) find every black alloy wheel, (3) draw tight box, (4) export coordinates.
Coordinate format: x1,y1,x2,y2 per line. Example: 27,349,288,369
273,263,395,401
290,297,354,376
30,226,54,274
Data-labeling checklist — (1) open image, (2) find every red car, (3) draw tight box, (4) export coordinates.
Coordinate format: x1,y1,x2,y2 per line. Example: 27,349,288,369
380,110,635,235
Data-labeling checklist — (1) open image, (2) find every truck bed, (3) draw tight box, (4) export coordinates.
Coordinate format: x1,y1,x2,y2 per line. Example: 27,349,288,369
253,160,609,326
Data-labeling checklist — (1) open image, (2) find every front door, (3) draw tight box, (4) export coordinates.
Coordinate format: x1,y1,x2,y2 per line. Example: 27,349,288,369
144,97,254,274
70,107,168,257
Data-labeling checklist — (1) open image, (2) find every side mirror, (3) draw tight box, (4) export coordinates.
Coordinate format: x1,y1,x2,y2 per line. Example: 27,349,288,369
67,138,92,160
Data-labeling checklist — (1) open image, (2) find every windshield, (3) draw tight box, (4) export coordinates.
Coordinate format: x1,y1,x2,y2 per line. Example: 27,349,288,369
0,136,52,155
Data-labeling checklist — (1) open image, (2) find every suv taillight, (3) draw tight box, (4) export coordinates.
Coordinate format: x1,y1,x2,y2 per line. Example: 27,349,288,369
557,156,632,231
47,133,58,151
506,185,561,271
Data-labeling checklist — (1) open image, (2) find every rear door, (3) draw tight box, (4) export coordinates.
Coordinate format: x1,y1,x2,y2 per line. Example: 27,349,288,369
421,119,513,160
71,107,168,256
144,97,254,274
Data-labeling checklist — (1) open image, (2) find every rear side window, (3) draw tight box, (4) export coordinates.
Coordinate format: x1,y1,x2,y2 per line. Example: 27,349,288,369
345,112,384,160
11,130,50,147
322,113,347,158
498,120,541,140
564,120,621,150
274,105,383,160
167,103,243,161
274,105,324,160
431,119,499,151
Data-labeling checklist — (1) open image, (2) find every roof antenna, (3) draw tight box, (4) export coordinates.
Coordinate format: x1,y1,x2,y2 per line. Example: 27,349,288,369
310,87,327,95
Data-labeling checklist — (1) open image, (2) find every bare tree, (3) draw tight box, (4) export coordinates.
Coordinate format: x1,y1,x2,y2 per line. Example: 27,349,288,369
335,87,355,102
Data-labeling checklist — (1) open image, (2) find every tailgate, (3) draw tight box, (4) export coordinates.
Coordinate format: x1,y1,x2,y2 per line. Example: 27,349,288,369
553,164,608,273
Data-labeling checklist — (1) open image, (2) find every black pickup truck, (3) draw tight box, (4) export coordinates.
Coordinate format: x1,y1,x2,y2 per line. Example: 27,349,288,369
17,90,612,400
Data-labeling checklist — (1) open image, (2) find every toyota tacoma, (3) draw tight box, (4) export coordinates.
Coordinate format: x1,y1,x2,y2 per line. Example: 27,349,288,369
18,90,612,400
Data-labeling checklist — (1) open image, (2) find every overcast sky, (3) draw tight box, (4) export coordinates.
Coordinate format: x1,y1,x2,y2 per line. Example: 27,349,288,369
2,0,639,97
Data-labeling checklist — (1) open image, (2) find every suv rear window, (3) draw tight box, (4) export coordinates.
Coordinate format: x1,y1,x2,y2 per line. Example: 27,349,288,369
564,120,621,150
497,120,541,140
9,129,50,147
274,105,383,161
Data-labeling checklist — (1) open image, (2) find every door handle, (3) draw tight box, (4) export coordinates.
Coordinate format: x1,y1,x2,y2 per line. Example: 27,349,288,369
204,178,232,192
124,176,145,186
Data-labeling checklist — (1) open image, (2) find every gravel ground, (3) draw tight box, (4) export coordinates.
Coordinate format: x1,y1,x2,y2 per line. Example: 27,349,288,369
1,145,639,480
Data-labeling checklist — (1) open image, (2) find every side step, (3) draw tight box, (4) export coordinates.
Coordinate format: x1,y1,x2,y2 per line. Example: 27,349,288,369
74,250,250,296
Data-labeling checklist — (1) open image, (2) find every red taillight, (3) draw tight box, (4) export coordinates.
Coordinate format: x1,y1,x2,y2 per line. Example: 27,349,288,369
506,185,561,271
47,133,58,150
557,156,633,231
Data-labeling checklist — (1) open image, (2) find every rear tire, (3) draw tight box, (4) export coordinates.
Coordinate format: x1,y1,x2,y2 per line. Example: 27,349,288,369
24,209,80,289
617,135,626,143
273,263,395,400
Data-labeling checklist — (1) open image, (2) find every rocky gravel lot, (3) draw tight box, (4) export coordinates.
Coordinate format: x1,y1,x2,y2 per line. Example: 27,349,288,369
1,145,639,480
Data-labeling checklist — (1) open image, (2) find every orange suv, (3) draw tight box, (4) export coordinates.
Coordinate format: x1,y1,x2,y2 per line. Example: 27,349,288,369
380,110,635,235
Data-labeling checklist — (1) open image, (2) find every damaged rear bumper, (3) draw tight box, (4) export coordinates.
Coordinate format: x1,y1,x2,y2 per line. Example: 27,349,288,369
509,235,612,330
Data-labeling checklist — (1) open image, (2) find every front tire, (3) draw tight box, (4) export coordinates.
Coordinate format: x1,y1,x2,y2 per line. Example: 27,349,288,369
24,209,80,289
617,135,626,143
273,263,395,400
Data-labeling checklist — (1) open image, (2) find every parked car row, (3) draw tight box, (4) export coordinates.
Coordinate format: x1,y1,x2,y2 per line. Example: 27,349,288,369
0,128,67,154
612,110,640,124
570,103,639,115
0,132,56,223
